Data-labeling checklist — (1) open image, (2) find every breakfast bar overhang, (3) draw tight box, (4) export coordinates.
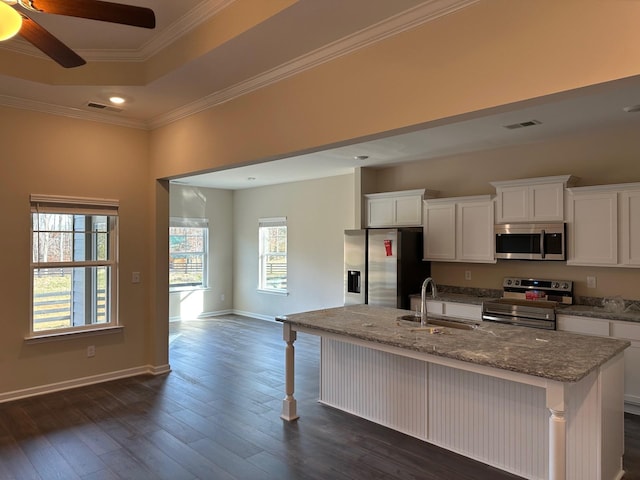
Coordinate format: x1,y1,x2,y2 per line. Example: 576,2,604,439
277,305,630,480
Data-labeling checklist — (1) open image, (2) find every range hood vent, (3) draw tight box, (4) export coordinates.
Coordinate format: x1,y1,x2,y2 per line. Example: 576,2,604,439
86,102,123,113
503,119,542,130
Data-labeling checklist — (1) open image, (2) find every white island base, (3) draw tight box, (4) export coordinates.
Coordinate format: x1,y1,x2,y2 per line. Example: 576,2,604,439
281,324,626,480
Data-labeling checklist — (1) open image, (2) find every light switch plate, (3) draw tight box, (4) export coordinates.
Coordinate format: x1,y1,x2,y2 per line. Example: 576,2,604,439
587,276,597,289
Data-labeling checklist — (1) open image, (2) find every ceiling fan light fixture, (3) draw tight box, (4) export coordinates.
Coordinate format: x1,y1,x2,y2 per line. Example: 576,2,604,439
0,2,22,41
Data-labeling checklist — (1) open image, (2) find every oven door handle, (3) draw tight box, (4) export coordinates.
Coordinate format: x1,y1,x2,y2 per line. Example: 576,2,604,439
482,314,509,322
540,230,546,259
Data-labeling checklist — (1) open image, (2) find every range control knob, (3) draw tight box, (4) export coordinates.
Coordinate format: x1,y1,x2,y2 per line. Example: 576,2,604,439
552,282,560,289
514,280,520,286
506,279,513,286
562,282,570,290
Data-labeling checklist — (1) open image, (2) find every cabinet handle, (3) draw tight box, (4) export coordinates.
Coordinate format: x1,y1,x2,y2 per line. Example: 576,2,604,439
540,230,546,259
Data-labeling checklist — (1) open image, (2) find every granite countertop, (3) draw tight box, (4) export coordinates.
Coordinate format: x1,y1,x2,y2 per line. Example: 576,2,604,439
557,304,640,323
409,292,499,306
277,304,629,383
409,288,640,323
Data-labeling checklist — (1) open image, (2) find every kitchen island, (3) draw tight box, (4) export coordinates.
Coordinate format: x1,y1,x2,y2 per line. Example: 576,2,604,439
276,305,630,480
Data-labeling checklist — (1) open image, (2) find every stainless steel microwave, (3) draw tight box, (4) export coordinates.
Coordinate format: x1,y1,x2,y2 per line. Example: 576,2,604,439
495,223,565,260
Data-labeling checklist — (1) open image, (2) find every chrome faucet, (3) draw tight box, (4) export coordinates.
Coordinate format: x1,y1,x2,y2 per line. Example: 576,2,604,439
421,277,438,326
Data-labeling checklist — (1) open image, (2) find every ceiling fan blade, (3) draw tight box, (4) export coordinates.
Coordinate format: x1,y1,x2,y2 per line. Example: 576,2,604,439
19,16,86,68
23,0,156,29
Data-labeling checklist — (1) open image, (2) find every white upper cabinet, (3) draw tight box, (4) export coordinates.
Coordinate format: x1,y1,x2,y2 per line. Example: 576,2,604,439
423,202,456,260
491,175,577,223
566,183,640,267
621,189,640,266
365,189,436,227
423,195,495,263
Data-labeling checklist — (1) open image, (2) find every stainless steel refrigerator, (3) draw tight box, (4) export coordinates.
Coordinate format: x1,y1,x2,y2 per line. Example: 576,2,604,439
344,228,430,309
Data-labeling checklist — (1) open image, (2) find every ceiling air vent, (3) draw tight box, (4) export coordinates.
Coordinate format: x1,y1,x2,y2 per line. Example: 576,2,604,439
503,119,542,130
86,102,123,113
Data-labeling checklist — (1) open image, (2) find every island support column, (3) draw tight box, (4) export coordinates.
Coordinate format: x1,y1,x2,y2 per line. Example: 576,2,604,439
546,382,566,480
281,323,299,421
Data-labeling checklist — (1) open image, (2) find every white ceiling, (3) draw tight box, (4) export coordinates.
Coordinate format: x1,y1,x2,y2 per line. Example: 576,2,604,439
2,0,640,190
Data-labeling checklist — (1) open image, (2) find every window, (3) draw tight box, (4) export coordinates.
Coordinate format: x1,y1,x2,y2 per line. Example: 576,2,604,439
169,217,208,290
258,217,287,293
30,194,118,336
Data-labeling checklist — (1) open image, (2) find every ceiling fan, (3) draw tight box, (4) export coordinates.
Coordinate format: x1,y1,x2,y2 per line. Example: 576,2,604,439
0,0,155,68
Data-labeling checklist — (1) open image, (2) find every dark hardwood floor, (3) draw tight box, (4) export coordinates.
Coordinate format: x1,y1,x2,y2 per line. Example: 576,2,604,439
1,315,640,479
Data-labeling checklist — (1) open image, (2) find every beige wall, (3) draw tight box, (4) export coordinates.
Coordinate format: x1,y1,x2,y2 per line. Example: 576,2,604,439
169,185,234,319
0,107,152,396
149,1,640,182
372,123,640,197
233,174,354,318
4,0,640,398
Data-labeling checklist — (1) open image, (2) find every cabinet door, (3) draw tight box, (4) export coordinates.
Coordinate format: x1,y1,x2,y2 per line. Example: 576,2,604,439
567,192,618,265
443,302,482,321
395,195,423,226
530,183,564,221
556,314,610,336
423,203,455,260
367,198,395,227
456,200,495,263
623,343,640,406
621,190,640,266
611,322,640,406
496,186,528,223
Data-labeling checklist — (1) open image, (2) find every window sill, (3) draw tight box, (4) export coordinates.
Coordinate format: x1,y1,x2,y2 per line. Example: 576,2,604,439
24,325,124,344
170,286,209,293
257,288,289,296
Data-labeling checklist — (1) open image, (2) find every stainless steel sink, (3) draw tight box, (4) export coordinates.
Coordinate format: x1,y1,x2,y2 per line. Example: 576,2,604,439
397,315,478,330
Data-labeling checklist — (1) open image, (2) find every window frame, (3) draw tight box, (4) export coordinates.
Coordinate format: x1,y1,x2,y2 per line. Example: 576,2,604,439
169,217,209,291
28,194,119,339
258,217,288,295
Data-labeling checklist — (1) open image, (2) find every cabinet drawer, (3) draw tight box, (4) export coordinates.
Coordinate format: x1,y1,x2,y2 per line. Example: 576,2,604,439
611,321,640,341
557,315,609,336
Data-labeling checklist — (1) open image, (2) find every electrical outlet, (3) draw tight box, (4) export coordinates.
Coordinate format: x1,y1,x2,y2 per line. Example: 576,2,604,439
587,276,597,289
132,272,141,284
87,345,95,358
465,270,471,281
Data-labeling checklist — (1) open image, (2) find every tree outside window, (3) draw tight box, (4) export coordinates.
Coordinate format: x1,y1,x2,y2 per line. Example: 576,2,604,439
258,217,287,293
169,218,208,289
30,195,118,335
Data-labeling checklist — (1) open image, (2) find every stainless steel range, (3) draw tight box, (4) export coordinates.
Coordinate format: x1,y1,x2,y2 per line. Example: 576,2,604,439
481,277,573,330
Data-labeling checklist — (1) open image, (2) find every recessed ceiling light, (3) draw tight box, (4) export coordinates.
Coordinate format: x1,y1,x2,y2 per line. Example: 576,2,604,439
354,155,369,161
623,105,640,113
109,96,126,105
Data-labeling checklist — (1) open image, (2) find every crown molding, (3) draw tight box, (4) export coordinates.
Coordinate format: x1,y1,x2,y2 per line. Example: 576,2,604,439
0,94,147,129
149,0,479,129
0,0,236,62
0,0,478,130
79,0,237,62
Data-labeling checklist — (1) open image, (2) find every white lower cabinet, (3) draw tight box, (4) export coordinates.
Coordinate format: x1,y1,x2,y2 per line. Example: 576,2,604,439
557,313,640,409
428,300,481,321
408,298,482,322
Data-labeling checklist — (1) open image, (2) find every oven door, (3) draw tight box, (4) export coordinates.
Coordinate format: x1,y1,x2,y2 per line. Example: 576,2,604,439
495,223,565,260
482,300,556,330
482,312,556,330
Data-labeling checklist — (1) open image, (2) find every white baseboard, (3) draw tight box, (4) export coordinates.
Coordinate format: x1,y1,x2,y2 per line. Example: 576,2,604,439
625,402,640,415
0,364,171,404
170,309,234,322
231,309,278,322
